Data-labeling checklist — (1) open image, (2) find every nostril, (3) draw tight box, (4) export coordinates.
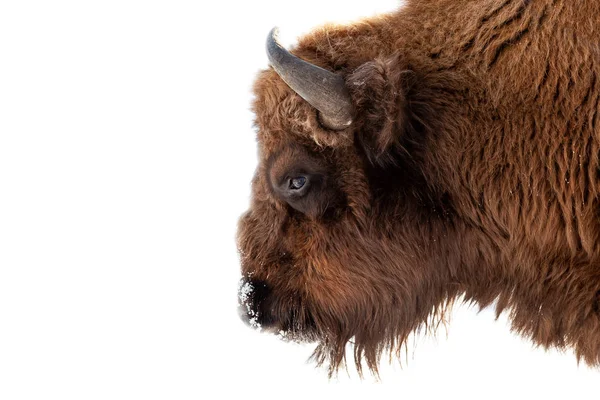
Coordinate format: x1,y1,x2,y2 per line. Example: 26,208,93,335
238,278,272,329
238,278,270,306
249,279,270,304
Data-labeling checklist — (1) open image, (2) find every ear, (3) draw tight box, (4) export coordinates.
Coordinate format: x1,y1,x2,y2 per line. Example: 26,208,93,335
347,55,409,167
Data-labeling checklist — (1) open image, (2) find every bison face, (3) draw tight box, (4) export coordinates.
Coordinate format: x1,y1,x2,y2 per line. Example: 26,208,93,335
236,134,372,342
237,141,349,340
236,28,455,373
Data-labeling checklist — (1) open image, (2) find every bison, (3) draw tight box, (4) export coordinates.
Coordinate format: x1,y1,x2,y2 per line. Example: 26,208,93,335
236,0,600,375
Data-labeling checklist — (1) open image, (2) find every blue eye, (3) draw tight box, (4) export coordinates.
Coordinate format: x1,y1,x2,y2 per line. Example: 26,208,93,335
289,176,306,190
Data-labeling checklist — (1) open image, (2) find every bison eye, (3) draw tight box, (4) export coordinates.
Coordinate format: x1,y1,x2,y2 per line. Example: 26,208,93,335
273,172,315,201
289,176,306,190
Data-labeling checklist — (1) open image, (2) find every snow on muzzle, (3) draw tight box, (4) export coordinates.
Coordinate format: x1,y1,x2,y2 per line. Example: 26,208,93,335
237,278,276,330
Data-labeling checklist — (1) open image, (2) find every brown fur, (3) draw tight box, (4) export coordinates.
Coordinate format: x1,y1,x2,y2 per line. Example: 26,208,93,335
237,0,600,375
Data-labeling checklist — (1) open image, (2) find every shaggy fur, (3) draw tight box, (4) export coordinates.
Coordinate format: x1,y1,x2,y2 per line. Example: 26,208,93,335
237,0,600,375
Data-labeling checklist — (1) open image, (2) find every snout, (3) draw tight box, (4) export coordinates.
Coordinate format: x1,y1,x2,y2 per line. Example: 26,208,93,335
237,278,277,330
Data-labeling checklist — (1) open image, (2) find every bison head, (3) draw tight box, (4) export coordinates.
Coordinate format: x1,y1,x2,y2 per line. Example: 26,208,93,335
236,7,600,374
236,27,466,374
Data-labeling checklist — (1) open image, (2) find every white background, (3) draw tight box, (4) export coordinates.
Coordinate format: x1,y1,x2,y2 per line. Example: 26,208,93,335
0,0,597,398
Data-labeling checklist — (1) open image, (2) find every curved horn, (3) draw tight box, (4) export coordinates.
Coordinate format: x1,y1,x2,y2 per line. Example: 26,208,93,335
266,27,354,130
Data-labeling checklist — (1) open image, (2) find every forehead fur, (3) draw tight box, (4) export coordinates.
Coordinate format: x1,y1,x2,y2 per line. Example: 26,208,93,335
251,67,354,156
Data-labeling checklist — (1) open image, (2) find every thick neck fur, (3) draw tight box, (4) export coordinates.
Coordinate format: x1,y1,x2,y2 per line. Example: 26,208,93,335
322,0,600,369
361,0,600,367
